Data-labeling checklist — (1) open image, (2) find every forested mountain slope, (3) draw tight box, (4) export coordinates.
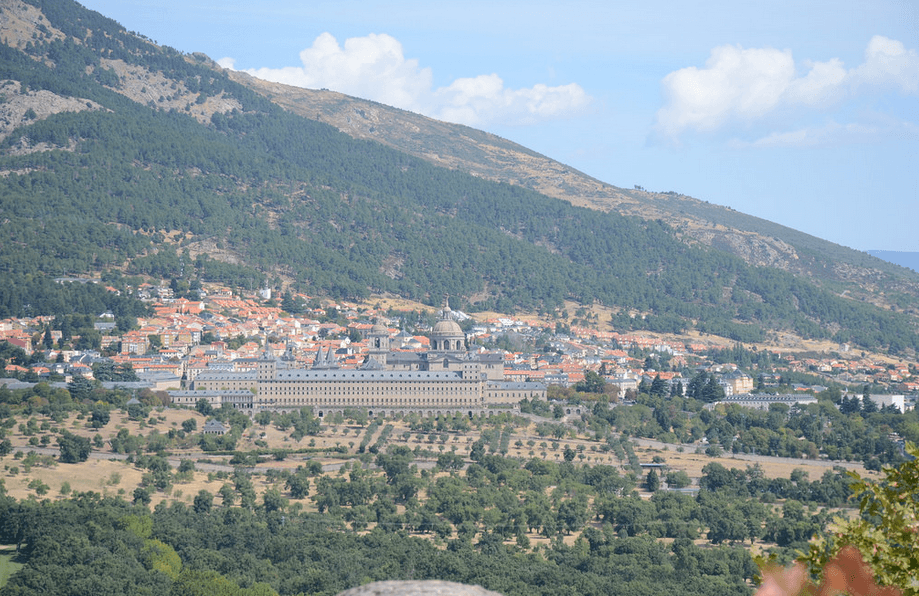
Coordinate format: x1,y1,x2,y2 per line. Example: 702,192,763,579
230,73,919,310
0,0,918,354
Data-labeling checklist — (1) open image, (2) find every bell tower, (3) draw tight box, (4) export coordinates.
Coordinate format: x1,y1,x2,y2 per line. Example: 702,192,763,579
367,319,391,367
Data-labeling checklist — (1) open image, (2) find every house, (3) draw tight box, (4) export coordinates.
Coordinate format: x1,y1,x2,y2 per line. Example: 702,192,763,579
202,419,229,435
721,370,754,396
121,332,148,355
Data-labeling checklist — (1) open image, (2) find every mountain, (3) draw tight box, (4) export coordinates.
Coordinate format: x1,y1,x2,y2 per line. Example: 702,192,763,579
1,0,918,355
229,72,919,308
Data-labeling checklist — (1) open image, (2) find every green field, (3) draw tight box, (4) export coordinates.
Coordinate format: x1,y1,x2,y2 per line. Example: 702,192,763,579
0,545,24,588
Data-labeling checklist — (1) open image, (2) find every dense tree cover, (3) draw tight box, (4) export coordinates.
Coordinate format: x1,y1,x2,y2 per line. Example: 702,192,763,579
0,423,858,596
0,386,877,596
1,0,917,353
91,362,139,382
802,443,919,595
5,429,837,596
0,276,150,323
0,487,759,596
590,388,915,468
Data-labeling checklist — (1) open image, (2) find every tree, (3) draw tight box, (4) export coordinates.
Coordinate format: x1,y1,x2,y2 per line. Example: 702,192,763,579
840,394,861,415
706,504,748,544
469,439,486,462
262,488,287,513
802,442,919,594
67,376,96,402
170,568,279,596
686,372,707,400
147,334,162,352
861,389,878,414
218,484,235,507
649,375,668,398
127,401,145,420
436,451,465,471
563,445,576,462
665,469,691,489
193,490,214,514
195,398,213,416
705,443,724,457
346,407,368,427
91,405,111,428
702,375,726,402
575,370,606,394
556,496,589,534
699,462,735,492
375,445,414,483
281,292,305,315
133,486,152,505
644,468,660,492
57,430,91,463
286,471,310,499
671,380,684,398
637,378,651,395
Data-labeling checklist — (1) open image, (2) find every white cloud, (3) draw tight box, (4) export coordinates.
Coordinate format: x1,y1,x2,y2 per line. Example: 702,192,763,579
433,75,590,127
785,58,848,107
729,122,864,148
850,35,919,93
728,117,919,149
655,45,796,135
225,32,591,127
655,36,919,141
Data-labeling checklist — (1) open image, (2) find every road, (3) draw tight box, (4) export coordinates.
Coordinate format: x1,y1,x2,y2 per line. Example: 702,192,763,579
628,436,869,473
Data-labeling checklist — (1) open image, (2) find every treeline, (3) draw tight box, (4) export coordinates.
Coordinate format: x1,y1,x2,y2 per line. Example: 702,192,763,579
591,392,912,469
0,426,857,596
1,0,918,352
0,488,756,596
0,275,150,321
0,385,870,595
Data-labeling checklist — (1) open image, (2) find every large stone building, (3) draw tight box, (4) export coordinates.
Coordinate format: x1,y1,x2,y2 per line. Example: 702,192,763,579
170,307,545,418
704,394,818,411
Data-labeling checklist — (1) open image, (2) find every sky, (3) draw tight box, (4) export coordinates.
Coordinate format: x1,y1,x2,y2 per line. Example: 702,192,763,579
77,0,919,252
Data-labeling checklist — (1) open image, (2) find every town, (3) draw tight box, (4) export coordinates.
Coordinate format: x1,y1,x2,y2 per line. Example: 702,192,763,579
2,280,915,416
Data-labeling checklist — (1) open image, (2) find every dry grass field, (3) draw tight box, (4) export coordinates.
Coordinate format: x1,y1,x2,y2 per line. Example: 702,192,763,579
1,404,875,511
1,405,883,568
631,442,876,482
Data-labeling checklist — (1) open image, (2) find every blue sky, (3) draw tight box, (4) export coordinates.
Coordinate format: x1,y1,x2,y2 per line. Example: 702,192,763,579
79,0,919,252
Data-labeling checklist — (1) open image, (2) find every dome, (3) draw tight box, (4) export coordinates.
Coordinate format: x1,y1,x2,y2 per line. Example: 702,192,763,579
370,322,388,336
430,305,465,352
432,318,463,336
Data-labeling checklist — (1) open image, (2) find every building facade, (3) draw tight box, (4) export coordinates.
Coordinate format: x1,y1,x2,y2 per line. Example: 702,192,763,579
171,307,545,418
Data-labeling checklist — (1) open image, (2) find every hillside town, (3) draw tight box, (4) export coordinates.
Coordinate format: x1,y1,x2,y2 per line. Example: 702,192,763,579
1,281,915,414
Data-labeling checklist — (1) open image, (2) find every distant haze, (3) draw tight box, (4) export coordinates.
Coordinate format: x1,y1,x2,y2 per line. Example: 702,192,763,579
868,251,919,273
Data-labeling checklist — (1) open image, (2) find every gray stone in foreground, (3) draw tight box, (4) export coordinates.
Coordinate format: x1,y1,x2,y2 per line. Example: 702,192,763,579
335,580,505,596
